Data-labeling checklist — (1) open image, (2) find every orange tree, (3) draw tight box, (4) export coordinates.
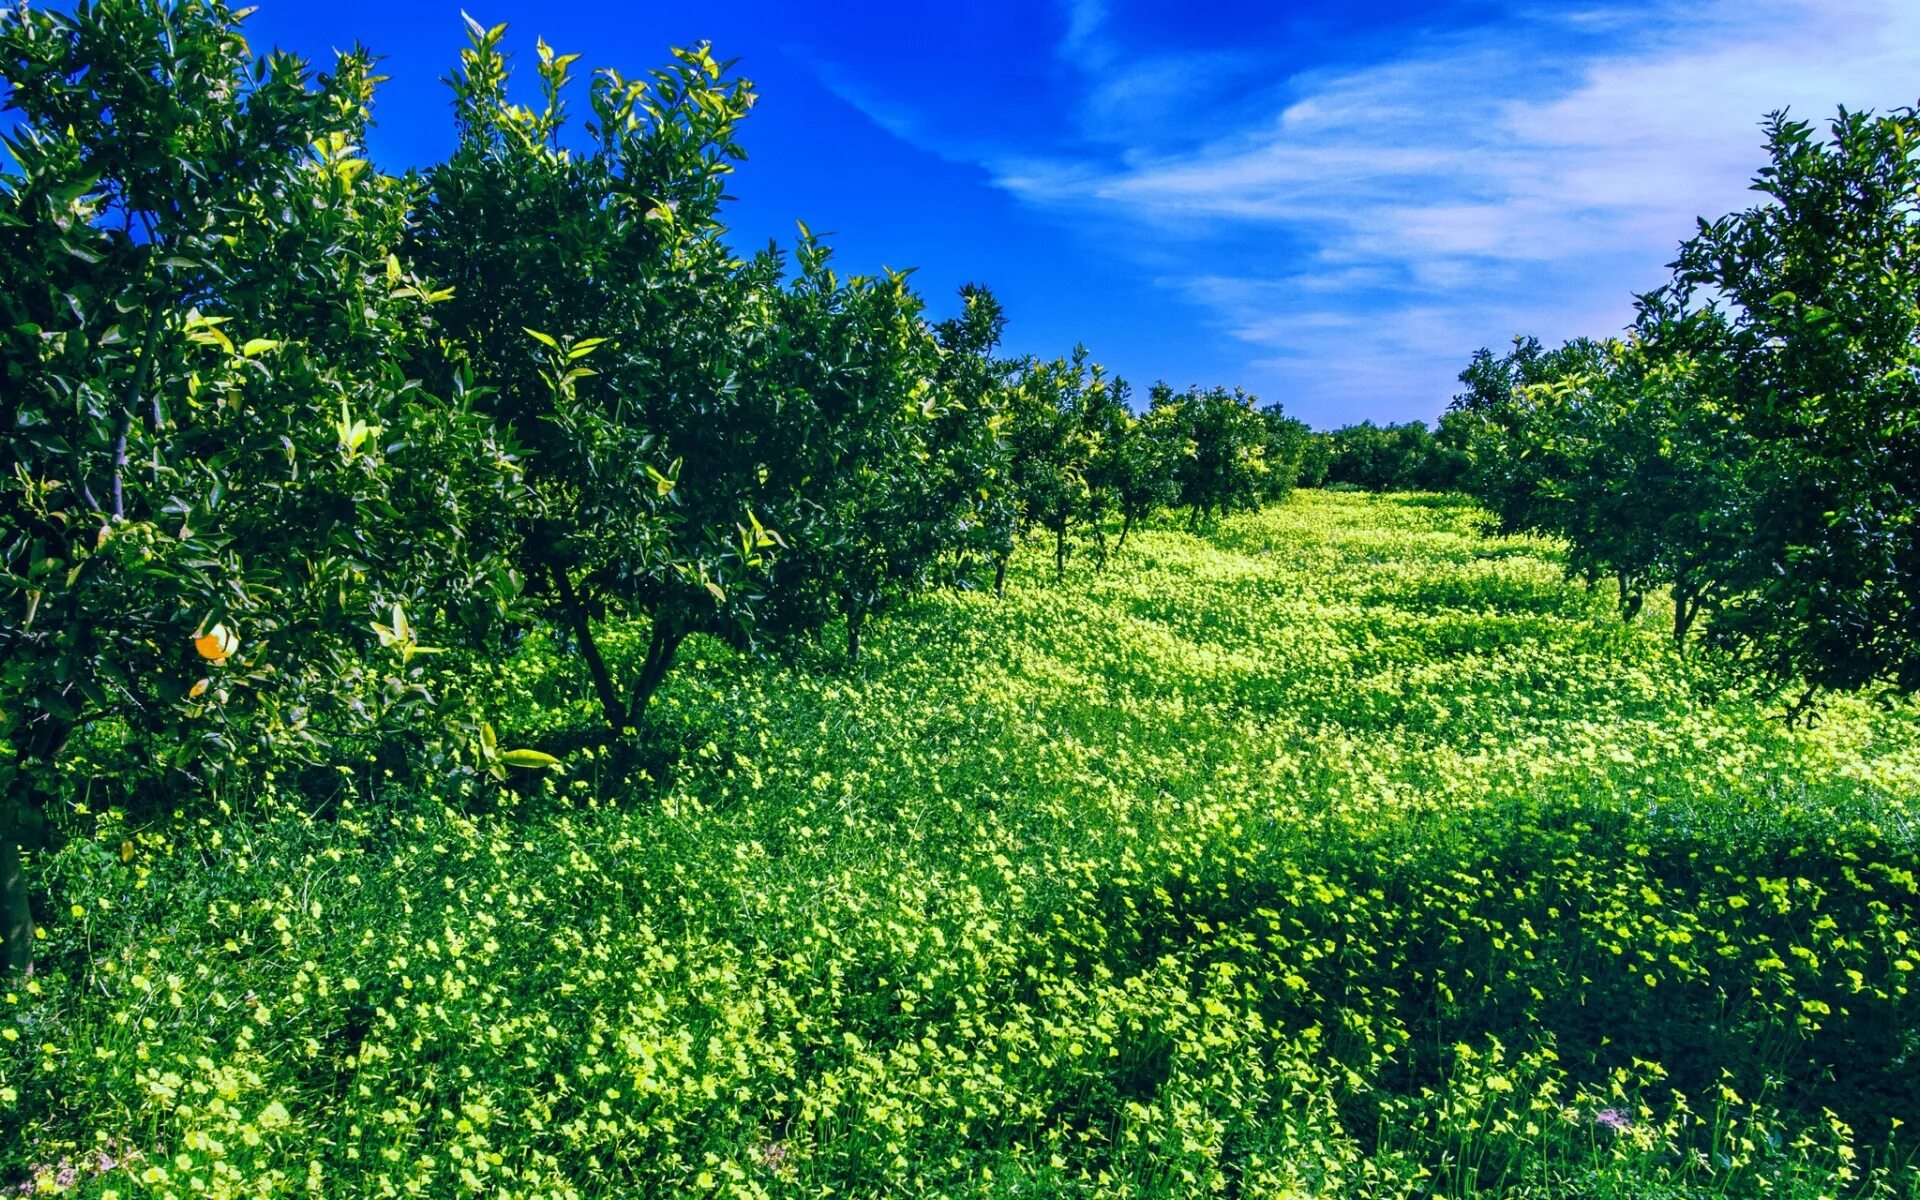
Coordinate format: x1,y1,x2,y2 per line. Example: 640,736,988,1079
1648,107,1920,708
412,22,977,717
1110,402,1182,550
1447,336,1611,537
747,233,964,666
1150,383,1270,526
1005,349,1126,581
1454,100,1920,698
927,285,1019,596
0,1,523,971
409,19,771,736
1077,375,1137,569
1255,403,1312,506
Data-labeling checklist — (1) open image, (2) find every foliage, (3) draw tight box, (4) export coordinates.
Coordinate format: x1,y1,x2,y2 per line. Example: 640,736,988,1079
0,0,521,971
1323,419,1440,491
1255,403,1313,503
1108,405,1183,549
1295,429,1336,489
1445,335,1678,616
406,16,768,737
1649,106,1920,702
740,232,945,666
1454,105,1920,713
1149,383,1271,524
7,495,1917,1197
926,285,1020,594
1448,337,1612,538
1004,348,1127,579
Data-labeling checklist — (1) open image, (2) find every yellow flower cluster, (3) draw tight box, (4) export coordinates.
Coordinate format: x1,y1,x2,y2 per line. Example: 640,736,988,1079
5,493,1915,1197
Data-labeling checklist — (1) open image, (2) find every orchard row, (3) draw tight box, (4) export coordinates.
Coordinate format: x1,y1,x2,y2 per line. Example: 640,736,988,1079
1443,108,1920,716
0,3,1307,968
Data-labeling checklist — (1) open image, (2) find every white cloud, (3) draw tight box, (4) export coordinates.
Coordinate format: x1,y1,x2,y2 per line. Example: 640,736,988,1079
805,0,1920,423
1058,0,1110,68
1034,0,1920,421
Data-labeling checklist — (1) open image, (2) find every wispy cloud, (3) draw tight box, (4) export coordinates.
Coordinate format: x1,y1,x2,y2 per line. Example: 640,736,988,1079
1057,0,1110,68
813,0,1920,424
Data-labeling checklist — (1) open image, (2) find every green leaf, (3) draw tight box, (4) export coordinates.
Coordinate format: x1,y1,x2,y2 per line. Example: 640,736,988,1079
499,748,560,769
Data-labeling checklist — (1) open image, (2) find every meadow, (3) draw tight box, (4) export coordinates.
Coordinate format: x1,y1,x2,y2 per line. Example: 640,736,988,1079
5,491,1917,1199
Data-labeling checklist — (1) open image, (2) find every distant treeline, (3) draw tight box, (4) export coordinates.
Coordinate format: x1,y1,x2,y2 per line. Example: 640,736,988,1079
1299,419,1469,493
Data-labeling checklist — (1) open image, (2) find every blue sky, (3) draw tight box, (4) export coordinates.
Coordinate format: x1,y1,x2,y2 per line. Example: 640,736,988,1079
169,3,1920,424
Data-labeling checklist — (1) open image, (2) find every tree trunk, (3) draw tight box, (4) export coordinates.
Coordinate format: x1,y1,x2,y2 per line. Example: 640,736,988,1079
993,555,1008,600
3,720,68,976
106,404,134,518
1786,686,1820,728
1673,587,1698,645
847,609,864,666
548,564,626,736
626,620,688,728
1,838,29,976
1617,573,1644,622
1054,528,1067,580
1117,513,1133,550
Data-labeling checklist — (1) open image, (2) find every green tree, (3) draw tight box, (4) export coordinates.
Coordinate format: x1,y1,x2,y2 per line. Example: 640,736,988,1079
1421,410,1475,491
1078,375,1136,569
1256,403,1312,504
1324,420,1435,491
746,233,943,666
1646,106,1920,707
1447,337,1610,534
1295,431,1335,489
1005,349,1120,581
0,0,521,971
1152,383,1270,525
1609,304,1752,643
927,285,1019,596
408,18,775,735
1451,328,1749,642
1111,403,1182,548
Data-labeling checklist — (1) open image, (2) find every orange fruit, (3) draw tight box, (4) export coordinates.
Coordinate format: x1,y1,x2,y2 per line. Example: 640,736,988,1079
193,624,237,663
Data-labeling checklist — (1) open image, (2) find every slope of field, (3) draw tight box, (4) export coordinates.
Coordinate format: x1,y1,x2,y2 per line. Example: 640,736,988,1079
8,492,1918,1198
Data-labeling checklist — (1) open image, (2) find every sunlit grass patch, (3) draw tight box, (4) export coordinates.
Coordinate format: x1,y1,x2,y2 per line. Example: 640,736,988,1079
7,492,1917,1198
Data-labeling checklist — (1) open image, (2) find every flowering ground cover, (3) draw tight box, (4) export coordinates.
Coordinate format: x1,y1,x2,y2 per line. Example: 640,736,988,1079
5,491,1916,1198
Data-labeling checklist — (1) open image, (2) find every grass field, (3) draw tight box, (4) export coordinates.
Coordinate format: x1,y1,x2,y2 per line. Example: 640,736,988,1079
6,492,1918,1198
